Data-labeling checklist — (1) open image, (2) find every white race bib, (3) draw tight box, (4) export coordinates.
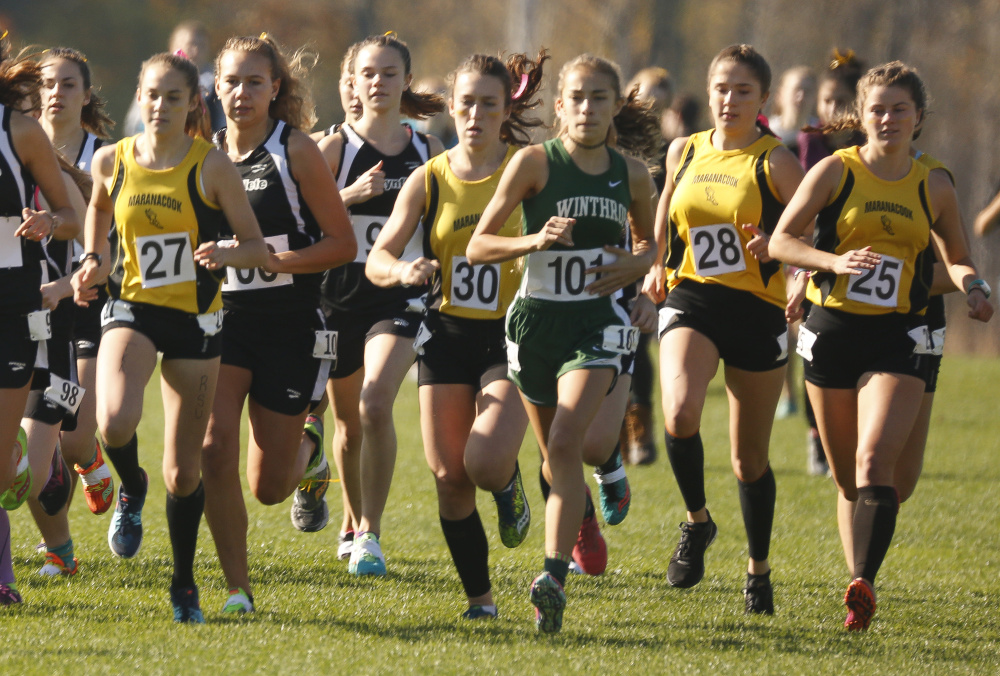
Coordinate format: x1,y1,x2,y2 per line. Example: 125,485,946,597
506,338,521,373
313,330,337,359
27,309,52,341
351,214,386,263
136,232,196,289
413,321,432,355
658,307,684,337
602,325,639,355
450,257,501,312
222,235,293,292
43,374,85,415
908,325,943,356
521,248,613,302
691,223,746,277
196,309,223,337
0,216,23,269
101,299,135,327
796,325,817,362
846,254,902,308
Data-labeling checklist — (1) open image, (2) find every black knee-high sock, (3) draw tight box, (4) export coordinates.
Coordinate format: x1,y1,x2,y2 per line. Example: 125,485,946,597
597,444,623,475
539,467,594,519
440,510,490,598
853,485,898,583
665,430,706,513
103,434,145,496
167,482,205,590
631,334,654,408
738,465,776,561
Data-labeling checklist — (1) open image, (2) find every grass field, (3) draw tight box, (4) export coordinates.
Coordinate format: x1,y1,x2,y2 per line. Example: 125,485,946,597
2,355,999,674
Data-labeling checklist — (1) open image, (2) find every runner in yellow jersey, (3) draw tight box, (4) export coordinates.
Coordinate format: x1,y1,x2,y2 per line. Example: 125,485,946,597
770,61,992,631
73,51,267,623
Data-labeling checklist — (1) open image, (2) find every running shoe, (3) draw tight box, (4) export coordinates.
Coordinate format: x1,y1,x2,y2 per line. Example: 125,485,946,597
461,604,498,620
38,448,72,516
108,468,148,558
743,571,774,615
171,585,205,624
844,577,876,631
290,415,330,533
0,583,22,606
337,531,355,561
593,466,631,526
349,532,386,576
74,439,115,515
667,514,718,588
221,587,255,614
39,551,78,577
571,486,607,576
493,463,530,548
0,427,31,511
529,571,566,634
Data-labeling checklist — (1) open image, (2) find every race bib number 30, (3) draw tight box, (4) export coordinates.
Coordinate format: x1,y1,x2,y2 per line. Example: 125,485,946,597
846,254,902,308
691,223,746,277
450,257,500,311
0,216,23,269
222,235,293,292
137,232,196,289
522,248,613,302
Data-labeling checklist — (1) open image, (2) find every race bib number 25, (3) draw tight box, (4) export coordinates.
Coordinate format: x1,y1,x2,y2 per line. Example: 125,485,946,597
846,254,902,308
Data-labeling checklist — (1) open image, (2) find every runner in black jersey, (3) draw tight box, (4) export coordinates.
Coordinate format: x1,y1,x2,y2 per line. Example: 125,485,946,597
22,49,117,582
315,34,444,575
0,33,81,606
200,34,354,615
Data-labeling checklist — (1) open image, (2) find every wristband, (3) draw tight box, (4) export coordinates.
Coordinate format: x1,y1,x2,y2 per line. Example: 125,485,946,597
78,252,103,266
966,278,991,299
793,268,811,281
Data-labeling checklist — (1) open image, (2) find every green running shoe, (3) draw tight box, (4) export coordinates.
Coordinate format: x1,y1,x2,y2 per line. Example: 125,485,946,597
290,415,330,533
529,571,566,634
349,532,387,576
593,465,631,526
222,587,255,614
492,462,530,548
0,427,31,511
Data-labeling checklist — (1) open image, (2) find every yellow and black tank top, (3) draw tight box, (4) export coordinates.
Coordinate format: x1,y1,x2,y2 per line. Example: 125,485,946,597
806,145,934,316
107,136,227,314
665,130,787,308
422,146,522,320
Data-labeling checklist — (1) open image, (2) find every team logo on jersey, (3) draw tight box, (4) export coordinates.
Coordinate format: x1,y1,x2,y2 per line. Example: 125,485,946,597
243,177,269,191
452,213,480,231
881,215,895,236
8,362,26,372
405,161,420,170
384,177,406,191
864,200,913,220
286,388,302,399
691,172,738,188
705,186,719,206
250,164,267,174
145,209,163,229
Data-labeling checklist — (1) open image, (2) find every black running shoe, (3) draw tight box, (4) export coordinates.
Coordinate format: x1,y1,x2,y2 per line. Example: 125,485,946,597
171,584,205,624
38,449,72,516
667,514,718,588
743,571,774,615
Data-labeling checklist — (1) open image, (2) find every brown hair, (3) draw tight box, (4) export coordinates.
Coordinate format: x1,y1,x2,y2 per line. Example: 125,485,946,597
353,34,444,120
0,31,42,109
216,34,318,131
556,54,663,167
707,44,772,94
448,50,548,146
815,60,927,137
138,52,211,139
40,47,114,138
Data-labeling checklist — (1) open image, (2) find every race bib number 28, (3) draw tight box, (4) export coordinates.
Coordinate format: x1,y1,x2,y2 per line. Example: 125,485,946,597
137,232,196,289
691,223,746,277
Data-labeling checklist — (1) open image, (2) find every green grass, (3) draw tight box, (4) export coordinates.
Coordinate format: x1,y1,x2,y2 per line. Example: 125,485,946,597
3,356,999,674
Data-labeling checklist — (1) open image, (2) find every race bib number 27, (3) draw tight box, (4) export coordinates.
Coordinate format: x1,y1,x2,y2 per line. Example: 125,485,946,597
137,233,196,289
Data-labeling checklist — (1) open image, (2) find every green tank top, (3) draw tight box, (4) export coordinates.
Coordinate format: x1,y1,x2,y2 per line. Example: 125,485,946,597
517,138,632,303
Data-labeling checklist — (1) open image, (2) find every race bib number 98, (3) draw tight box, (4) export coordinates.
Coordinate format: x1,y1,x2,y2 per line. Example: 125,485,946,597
43,374,84,415
846,254,902,308
450,257,500,311
691,223,746,277
137,232,196,289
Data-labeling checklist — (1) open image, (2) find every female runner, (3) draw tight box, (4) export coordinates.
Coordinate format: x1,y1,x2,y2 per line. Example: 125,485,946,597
367,51,546,618
644,45,804,614
468,54,656,633
0,32,81,604
72,52,267,622
316,33,444,574
200,34,355,615
770,61,992,631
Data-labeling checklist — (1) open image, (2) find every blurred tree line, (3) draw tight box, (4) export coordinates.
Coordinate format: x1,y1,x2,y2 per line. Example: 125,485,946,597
3,0,997,352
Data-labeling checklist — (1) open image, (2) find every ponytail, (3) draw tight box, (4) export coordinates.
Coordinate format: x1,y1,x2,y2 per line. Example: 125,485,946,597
0,31,42,109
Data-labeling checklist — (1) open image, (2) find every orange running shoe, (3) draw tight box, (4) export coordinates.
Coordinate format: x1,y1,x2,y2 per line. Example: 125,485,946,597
39,551,78,577
844,577,876,631
0,427,31,511
74,439,115,515
571,486,608,576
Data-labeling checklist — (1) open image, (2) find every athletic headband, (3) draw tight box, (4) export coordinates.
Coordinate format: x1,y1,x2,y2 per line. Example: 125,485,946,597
259,32,269,40
511,73,529,101
384,30,398,39
0,30,7,41
175,49,188,59
831,48,855,69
